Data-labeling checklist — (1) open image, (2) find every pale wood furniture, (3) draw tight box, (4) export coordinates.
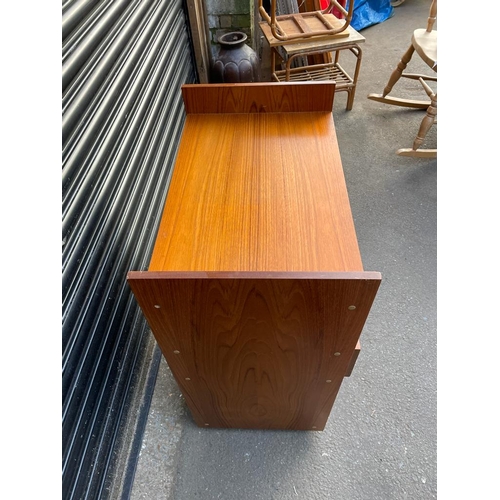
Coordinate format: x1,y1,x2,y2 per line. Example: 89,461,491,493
128,82,381,431
367,0,437,157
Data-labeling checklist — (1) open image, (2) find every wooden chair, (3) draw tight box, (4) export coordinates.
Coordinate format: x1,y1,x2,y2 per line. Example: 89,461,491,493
367,0,437,158
259,0,354,43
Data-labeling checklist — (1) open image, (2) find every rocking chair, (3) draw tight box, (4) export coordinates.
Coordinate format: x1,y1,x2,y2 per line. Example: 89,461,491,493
367,0,437,158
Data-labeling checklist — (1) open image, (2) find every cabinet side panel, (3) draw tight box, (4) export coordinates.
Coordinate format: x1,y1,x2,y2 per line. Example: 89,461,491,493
127,275,380,430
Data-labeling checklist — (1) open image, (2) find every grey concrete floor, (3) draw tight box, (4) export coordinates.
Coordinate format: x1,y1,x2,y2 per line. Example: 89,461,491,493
130,1,437,498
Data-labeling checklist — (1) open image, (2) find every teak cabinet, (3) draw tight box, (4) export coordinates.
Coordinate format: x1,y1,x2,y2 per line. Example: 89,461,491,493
128,82,381,431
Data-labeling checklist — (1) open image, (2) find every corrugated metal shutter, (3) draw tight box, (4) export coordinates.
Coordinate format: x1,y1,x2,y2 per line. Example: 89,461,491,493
62,0,196,498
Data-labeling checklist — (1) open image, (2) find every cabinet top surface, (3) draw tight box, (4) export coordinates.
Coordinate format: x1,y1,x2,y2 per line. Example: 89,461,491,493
149,89,363,273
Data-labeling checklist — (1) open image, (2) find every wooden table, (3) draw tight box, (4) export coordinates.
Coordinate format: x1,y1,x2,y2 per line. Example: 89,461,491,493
259,23,366,110
128,82,381,431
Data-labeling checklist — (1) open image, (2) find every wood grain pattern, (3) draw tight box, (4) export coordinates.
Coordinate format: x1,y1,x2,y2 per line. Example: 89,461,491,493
127,272,381,430
149,111,362,272
181,82,336,114
128,83,382,430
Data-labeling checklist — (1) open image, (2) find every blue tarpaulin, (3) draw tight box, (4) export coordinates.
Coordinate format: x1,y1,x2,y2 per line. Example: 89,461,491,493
349,0,394,30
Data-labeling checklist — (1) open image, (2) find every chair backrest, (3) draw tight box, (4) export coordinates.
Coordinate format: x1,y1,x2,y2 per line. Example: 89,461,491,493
426,0,437,32
259,0,354,42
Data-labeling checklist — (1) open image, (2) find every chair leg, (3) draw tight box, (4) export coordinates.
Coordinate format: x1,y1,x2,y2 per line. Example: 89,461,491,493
367,44,430,109
397,90,437,158
383,44,415,97
412,95,437,150
345,45,362,111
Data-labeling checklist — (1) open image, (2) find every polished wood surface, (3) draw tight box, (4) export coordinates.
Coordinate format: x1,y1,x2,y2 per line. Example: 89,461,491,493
128,83,381,430
149,94,362,273
127,272,381,430
181,82,336,114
